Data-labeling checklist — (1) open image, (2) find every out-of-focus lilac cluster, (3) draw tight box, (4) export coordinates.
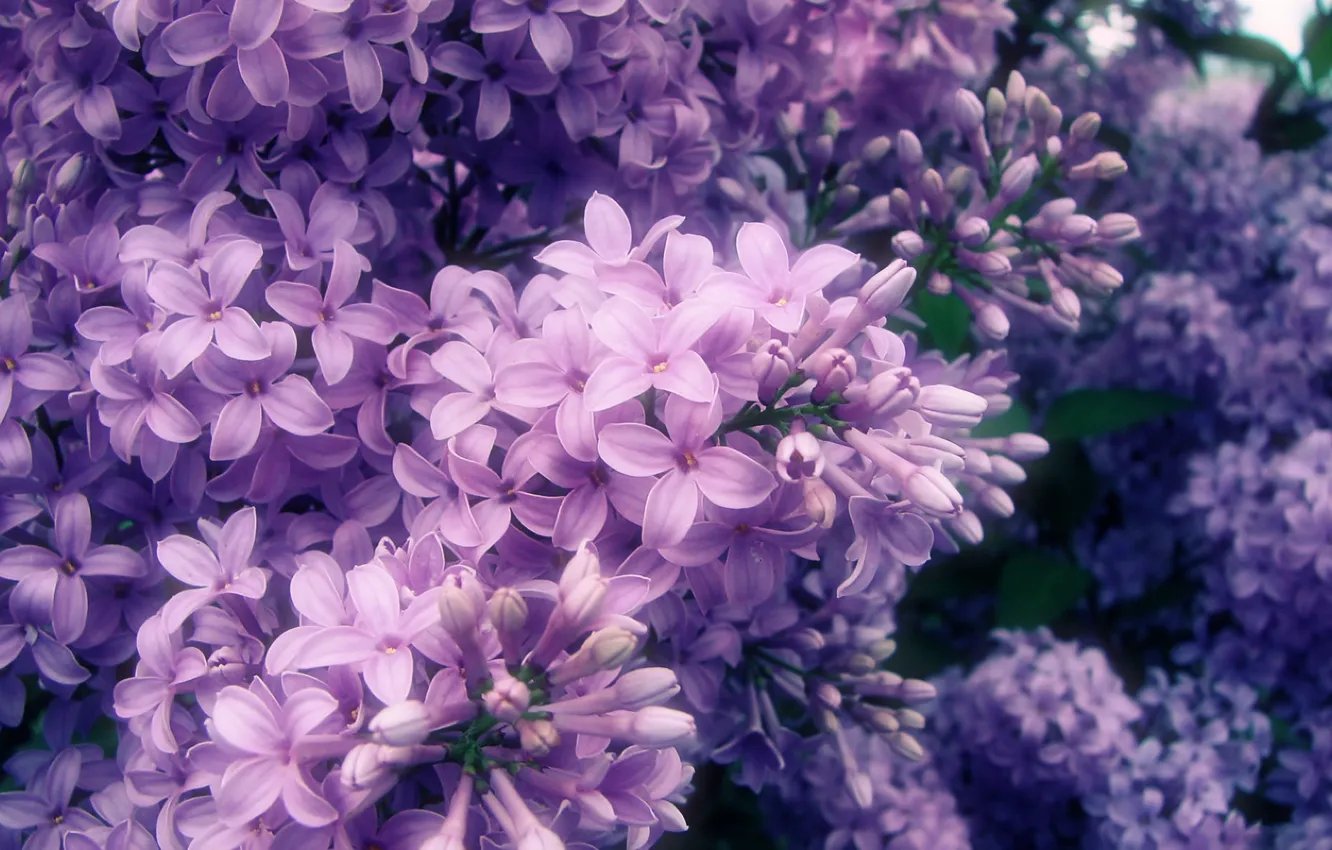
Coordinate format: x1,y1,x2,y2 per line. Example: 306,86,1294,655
0,0,1168,847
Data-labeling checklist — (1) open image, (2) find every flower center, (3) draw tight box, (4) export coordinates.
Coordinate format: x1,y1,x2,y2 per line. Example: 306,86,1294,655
247,380,264,397
60,559,78,576
0,357,15,374
681,450,698,469
650,358,669,374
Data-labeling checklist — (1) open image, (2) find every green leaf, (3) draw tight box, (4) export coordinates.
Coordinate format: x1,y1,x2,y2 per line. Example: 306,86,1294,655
910,290,970,358
1196,32,1298,71
1304,14,1332,81
971,400,1032,438
996,550,1091,629
1042,388,1191,441
1014,441,1100,538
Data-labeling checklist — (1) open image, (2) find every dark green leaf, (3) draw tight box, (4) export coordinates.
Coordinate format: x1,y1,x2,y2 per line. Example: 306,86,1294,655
971,400,1032,438
996,550,1091,629
1304,14,1332,81
1013,440,1100,538
1042,388,1192,440
1196,33,1297,71
1250,107,1330,154
910,290,970,358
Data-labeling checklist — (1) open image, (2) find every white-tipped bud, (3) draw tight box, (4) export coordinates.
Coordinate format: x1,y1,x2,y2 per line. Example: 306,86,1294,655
897,708,927,730
889,731,926,761
1096,213,1141,245
1057,215,1098,243
975,303,1010,341
1052,287,1081,322
953,89,985,133
866,367,920,419
808,348,856,402
903,466,964,516
959,249,1012,279
482,676,531,723
342,743,394,789
862,135,893,164
896,130,923,171
790,628,827,654
892,229,926,260
615,667,680,710
985,87,1007,126
949,509,984,545
1004,72,1026,109
916,385,987,428
1069,111,1101,143
52,154,86,200
371,701,432,746
629,706,696,747
801,478,838,529
860,259,916,314
437,584,478,639
517,718,561,757
1003,433,1050,460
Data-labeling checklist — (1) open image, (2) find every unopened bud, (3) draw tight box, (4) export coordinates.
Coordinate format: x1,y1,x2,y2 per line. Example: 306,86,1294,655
946,165,974,195
1002,433,1049,460
985,88,1006,126
437,584,478,640
896,130,924,171
821,108,841,139
953,89,985,133
1070,151,1127,181
1004,72,1026,110
789,628,826,653
482,676,531,722
1052,287,1081,322
1084,261,1124,294
903,465,963,516
888,188,915,226
987,455,1026,484
11,159,34,196
629,706,696,747
975,303,1010,341
813,682,842,709
861,135,892,164
371,701,433,746
927,272,952,295
899,679,938,703
753,340,795,402
977,485,1015,517
865,708,900,734
889,731,926,761
615,667,680,709
916,385,987,428
830,184,861,217
866,367,919,419
1069,111,1101,143
517,718,561,757
868,638,897,661
998,154,1039,202
801,478,837,528
892,230,926,261
488,587,528,636
717,177,747,205
953,216,990,246
807,348,856,402
859,259,916,314
958,249,1011,279
52,154,86,200
1057,215,1097,243
840,653,877,676
809,134,835,165
550,626,638,685
949,509,984,545
1096,213,1141,244
897,708,926,730
342,743,393,789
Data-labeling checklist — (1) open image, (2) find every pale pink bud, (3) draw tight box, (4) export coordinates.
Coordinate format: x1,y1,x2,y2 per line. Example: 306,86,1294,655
977,485,1015,517
865,708,900,734
953,216,990,245
343,743,393,789
949,509,984,545
1070,111,1101,142
903,465,964,516
807,348,856,402
998,154,1039,202
897,708,926,730
753,340,795,401
1003,433,1050,460
900,679,938,702
813,682,843,709
915,385,987,428
953,89,985,132
775,431,824,482
517,718,561,757
866,367,920,419
892,230,926,260
859,259,916,314
558,574,608,633
791,628,827,653
987,455,1026,484
615,667,681,710
437,584,478,641
488,586,528,634
482,676,531,723
1084,260,1124,293
975,303,1010,341
958,248,1012,278
371,701,432,746
868,638,897,661
896,129,923,170
1057,215,1098,243
549,627,638,685
1070,151,1127,181
630,706,696,746
861,135,892,164
801,478,838,529
1097,213,1140,244
1052,287,1082,322
927,272,952,295
888,188,915,227
889,731,926,761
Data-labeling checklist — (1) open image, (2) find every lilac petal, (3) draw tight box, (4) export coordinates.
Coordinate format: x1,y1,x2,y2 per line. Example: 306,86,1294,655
78,546,145,578
218,757,284,825
157,536,219,587
429,42,486,80
285,13,350,59
791,244,859,295
582,357,650,412
148,261,210,315
584,193,632,260
553,485,608,550
51,574,87,644
160,587,217,633
362,648,414,705
431,341,492,394
347,566,401,626
660,300,719,354
735,222,790,288
590,298,653,359
229,0,283,50
430,392,491,441
32,81,79,124
113,677,167,719
54,493,92,559
0,296,30,354
660,522,732,567
263,377,334,436
882,512,935,567
212,687,284,755
210,394,264,460
219,507,258,572
335,304,398,343
344,40,384,113
0,546,61,580
282,771,338,827
597,423,676,477
391,444,450,498
695,448,774,509
31,635,90,686
470,0,531,32
208,239,263,305
641,470,697,549
0,793,48,829
215,309,272,360
146,394,202,444
312,324,355,385
475,79,511,141
530,12,573,73
74,87,122,141
15,353,78,391
161,12,232,66
663,393,722,450
556,394,597,463
290,567,347,627
157,317,212,378
293,626,376,667
265,282,325,326
535,240,598,277
494,361,568,408
724,541,776,608
238,41,290,107
652,351,715,403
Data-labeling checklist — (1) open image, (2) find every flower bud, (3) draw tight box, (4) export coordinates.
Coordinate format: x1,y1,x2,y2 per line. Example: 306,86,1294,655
926,272,952,295
896,130,923,171
1070,151,1127,181
830,184,861,217
549,626,638,685
342,743,393,789
775,430,824,482
1052,287,1081,322
888,188,915,226
1069,111,1101,143
717,177,747,204
865,367,919,419
1003,433,1049,460
889,731,926,761
977,485,1015,517
859,259,915,314
812,682,842,710
51,154,86,201
998,154,1039,202
899,679,938,703
946,165,974,195
370,701,432,746
987,455,1026,484
1096,213,1141,244
1057,215,1097,243
482,675,531,723
629,706,696,747
903,465,963,516
916,385,987,428
864,708,900,734
807,348,856,403
1005,71,1026,109
891,229,926,260
488,586,527,637
753,340,795,401
953,216,990,246
985,87,1006,127
920,168,947,214
809,134,835,165
958,249,1012,279
948,509,984,546
437,584,478,640
1083,260,1124,293
974,303,1010,341
861,135,892,164
952,89,985,133
789,628,826,653
517,718,561,757
801,478,838,529
615,667,680,709
11,159,34,196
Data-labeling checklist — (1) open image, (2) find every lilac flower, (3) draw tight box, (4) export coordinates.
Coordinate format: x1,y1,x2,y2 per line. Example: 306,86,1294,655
582,297,720,411
89,336,203,479
264,188,360,272
0,493,145,644
192,322,335,460
112,614,207,753
265,240,398,384
0,749,101,845
471,0,623,74
288,3,419,112
155,507,268,632
32,32,124,141
146,239,271,377
430,30,558,140
598,394,776,547
0,296,79,422
0,585,89,687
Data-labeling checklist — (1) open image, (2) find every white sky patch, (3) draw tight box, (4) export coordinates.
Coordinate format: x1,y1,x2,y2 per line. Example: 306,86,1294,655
1242,0,1317,56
